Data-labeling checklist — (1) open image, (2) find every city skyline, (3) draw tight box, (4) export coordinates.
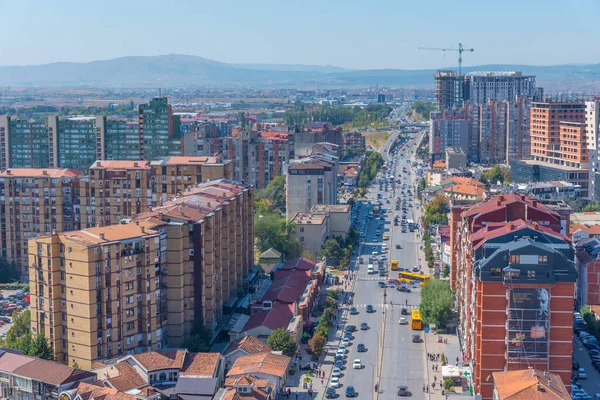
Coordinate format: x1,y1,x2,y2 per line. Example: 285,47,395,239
1,0,599,69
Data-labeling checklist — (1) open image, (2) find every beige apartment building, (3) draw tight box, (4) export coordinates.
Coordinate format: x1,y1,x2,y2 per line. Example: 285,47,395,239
82,157,233,228
28,221,166,369
310,204,350,238
29,179,254,368
290,213,330,259
0,169,83,279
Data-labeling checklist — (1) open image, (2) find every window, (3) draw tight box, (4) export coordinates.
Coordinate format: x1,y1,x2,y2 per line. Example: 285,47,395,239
527,270,536,279
538,255,548,264
509,255,520,264
490,268,501,277
504,270,520,280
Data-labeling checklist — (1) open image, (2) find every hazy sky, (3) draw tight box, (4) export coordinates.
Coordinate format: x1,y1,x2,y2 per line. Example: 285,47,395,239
1,0,599,69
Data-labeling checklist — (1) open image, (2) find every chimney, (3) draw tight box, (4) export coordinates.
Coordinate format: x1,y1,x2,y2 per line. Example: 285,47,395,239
521,194,526,201
133,162,138,168
548,379,553,388
141,226,145,234
97,162,102,167
135,221,140,226
544,370,548,378
5,170,10,176
499,195,504,202
42,170,48,176
99,232,105,240
508,222,514,231
533,200,538,207
536,383,541,392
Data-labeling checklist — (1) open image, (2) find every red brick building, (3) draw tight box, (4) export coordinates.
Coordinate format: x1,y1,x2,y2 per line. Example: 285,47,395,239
451,195,576,399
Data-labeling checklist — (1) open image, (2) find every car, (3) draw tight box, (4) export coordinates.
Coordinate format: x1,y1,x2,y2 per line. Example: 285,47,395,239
330,377,341,388
0,316,10,323
401,308,409,315
399,318,408,325
326,387,337,399
336,349,345,358
378,281,387,288
352,359,362,369
357,343,366,352
396,244,401,249
332,367,342,377
397,286,411,293
360,322,369,330
573,359,580,370
412,334,422,343
335,358,344,369
398,385,409,396
578,368,587,379
342,337,350,346
345,386,357,397
345,325,356,333
344,331,353,339
349,307,359,315
366,305,375,313
412,266,419,272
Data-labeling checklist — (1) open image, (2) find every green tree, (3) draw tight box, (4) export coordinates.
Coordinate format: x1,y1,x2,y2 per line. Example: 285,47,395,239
255,176,286,213
11,310,31,337
267,328,298,356
29,334,54,360
319,239,345,264
308,331,327,356
481,165,511,186
183,324,212,352
0,259,20,283
254,212,302,260
420,279,454,327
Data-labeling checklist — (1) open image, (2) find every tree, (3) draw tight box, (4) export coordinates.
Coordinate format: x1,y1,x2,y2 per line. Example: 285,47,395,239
255,176,286,214
308,331,327,356
420,279,454,327
184,324,212,352
267,328,298,356
481,165,510,186
0,258,19,283
319,239,345,264
254,212,302,260
30,334,54,360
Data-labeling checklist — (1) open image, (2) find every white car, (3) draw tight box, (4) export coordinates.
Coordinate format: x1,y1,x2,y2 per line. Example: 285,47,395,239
399,318,408,325
329,377,341,388
342,337,350,346
336,349,345,358
332,367,341,377
352,359,362,369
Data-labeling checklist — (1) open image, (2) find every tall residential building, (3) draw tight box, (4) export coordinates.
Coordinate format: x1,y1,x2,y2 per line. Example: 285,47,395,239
0,115,50,169
48,116,98,172
286,154,338,220
341,131,366,155
224,131,292,190
139,97,181,161
182,121,222,157
464,71,539,105
585,101,600,201
450,195,575,399
29,179,254,369
0,169,82,279
28,221,166,369
506,97,532,162
95,116,141,160
434,70,460,110
429,114,469,164
530,101,586,164
81,157,233,228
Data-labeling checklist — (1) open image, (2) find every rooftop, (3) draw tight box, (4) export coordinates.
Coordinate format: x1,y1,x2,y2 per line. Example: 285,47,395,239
158,156,222,166
462,194,558,221
61,221,158,246
91,160,151,170
133,350,186,372
0,169,82,178
224,336,273,357
311,204,351,213
227,353,291,379
70,382,137,400
492,369,569,400
441,176,485,187
12,357,96,386
291,212,329,225
516,159,589,172
242,303,294,333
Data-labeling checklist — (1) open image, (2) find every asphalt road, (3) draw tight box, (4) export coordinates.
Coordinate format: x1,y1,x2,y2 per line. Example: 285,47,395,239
331,128,428,399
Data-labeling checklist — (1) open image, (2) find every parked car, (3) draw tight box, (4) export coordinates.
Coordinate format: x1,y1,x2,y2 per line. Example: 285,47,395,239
345,325,356,333
326,387,337,398
398,386,409,396
330,377,341,388
332,367,341,377
352,359,362,369
578,368,588,379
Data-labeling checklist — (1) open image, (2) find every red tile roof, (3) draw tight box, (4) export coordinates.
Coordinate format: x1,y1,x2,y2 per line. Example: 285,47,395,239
91,161,151,170
263,271,310,304
243,303,294,332
0,169,82,178
71,382,137,400
13,358,96,385
133,350,186,372
492,369,569,400
227,353,290,379
224,336,273,357
180,352,221,377
279,257,316,271
222,374,274,400
105,362,147,392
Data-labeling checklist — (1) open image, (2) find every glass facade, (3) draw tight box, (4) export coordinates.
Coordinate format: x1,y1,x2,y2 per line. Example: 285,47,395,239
57,118,97,172
104,120,141,160
139,97,181,161
9,119,49,168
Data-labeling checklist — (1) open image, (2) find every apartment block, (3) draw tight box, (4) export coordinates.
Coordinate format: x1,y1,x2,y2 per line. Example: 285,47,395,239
0,115,50,170
81,158,233,228
586,101,600,201
28,221,167,369
182,121,222,157
290,213,330,259
0,169,82,279
559,121,588,168
139,97,181,161
223,131,292,190
341,131,366,155
450,195,574,399
464,72,538,105
429,116,469,164
132,180,254,347
48,116,98,172
286,154,338,220
434,70,460,110
478,101,508,164
95,116,141,160
310,204,351,238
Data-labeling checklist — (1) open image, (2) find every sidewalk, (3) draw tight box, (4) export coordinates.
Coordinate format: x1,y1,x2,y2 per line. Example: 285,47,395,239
423,332,468,399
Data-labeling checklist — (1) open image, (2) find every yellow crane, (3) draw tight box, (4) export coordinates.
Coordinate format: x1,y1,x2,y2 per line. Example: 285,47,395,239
418,43,474,106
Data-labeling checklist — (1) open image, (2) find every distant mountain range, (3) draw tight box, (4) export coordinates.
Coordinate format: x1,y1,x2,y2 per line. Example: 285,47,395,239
0,54,599,88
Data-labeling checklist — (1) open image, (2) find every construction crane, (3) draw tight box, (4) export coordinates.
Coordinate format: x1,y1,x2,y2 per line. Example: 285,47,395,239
418,43,474,106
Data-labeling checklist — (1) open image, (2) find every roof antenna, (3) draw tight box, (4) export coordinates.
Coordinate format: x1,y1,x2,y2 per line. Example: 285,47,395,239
158,88,162,97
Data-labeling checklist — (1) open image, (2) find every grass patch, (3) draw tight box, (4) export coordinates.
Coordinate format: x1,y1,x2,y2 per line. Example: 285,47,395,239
361,131,391,151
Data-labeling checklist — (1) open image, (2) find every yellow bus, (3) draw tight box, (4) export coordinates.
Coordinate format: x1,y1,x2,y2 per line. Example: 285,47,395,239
391,260,399,271
398,271,430,285
411,309,423,330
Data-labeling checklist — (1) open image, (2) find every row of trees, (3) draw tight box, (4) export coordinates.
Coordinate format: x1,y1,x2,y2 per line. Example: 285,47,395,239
357,151,384,188
0,258,20,283
319,230,359,268
420,279,454,327
1,310,54,360
308,289,341,356
423,195,449,230
407,101,435,122
284,104,392,127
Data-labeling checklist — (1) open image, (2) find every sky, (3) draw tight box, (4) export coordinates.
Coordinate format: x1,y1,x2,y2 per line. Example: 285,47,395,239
1,0,599,70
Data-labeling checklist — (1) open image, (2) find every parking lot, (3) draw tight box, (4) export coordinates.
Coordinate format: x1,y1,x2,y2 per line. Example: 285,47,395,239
0,289,30,340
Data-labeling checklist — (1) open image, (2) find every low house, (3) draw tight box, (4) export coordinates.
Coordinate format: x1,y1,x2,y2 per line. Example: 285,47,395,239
311,204,351,238
492,369,569,400
258,248,282,274
226,353,290,394
222,375,275,400
223,336,273,372
0,349,97,400
289,213,330,259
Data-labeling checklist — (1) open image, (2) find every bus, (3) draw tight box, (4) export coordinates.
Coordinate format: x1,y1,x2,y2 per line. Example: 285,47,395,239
411,309,423,330
391,260,399,271
407,219,415,232
398,271,430,285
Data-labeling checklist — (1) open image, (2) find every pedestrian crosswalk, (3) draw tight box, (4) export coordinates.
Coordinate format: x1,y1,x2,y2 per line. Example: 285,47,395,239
348,303,420,309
